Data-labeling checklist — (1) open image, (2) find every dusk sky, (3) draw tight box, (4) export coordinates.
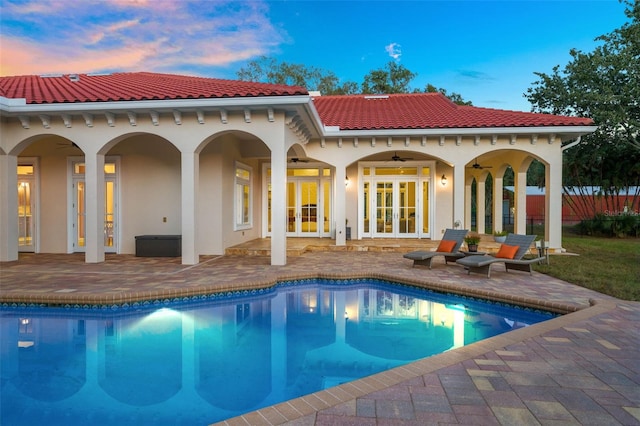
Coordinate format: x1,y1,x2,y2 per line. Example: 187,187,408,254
0,0,630,111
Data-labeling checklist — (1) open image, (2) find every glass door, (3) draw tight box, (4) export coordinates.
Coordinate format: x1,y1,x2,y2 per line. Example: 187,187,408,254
17,164,36,252
372,179,418,238
361,163,432,239
72,176,86,252
266,166,331,238
374,181,394,236
70,160,118,253
287,179,320,236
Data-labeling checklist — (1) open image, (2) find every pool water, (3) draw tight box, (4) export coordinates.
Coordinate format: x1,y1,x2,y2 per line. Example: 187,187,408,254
0,279,555,425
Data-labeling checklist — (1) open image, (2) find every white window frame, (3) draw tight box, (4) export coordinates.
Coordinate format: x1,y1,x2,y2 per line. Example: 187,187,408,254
234,162,253,231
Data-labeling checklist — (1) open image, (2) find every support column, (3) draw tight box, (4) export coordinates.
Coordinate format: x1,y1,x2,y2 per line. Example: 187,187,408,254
464,178,472,231
546,159,563,251
514,170,527,234
453,165,465,229
0,154,19,261
334,166,346,246
181,151,199,265
270,142,287,265
477,179,486,234
493,175,504,233
84,152,105,263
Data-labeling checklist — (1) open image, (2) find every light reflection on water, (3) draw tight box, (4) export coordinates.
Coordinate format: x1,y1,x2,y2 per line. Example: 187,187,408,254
0,280,555,425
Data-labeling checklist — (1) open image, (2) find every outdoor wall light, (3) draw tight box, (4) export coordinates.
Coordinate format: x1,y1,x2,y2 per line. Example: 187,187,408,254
441,174,447,186
345,176,350,187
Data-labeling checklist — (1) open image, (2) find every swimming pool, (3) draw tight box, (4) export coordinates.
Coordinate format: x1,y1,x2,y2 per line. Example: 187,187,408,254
0,278,556,425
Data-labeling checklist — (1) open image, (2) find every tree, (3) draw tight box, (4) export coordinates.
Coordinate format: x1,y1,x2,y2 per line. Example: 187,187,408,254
422,84,473,106
236,56,359,95
361,61,416,94
525,0,640,222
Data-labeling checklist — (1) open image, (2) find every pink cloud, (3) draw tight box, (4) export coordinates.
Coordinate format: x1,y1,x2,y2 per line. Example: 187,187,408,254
0,36,152,76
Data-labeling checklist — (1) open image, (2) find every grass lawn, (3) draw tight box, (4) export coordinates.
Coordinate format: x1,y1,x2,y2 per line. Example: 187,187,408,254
534,235,640,301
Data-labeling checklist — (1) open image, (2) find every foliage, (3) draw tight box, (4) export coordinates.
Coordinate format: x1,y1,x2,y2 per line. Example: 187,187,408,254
361,61,416,94
422,84,473,106
534,235,640,301
493,230,508,236
237,58,473,104
525,0,640,219
236,56,359,95
577,212,640,237
464,233,481,245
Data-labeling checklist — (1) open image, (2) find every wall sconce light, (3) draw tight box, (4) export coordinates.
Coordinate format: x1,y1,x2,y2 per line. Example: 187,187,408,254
441,174,447,186
345,176,350,187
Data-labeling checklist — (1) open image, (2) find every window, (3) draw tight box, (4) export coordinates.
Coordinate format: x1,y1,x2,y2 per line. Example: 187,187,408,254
235,163,252,230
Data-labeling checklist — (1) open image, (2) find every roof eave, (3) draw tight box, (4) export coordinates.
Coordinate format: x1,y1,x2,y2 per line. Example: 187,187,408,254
0,95,313,115
320,125,598,139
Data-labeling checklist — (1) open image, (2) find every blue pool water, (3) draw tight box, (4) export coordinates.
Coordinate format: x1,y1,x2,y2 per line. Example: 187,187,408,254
0,278,556,425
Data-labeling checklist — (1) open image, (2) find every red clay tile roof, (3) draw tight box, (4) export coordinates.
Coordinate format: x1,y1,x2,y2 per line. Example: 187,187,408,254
0,72,308,104
1,73,593,129
312,93,594,129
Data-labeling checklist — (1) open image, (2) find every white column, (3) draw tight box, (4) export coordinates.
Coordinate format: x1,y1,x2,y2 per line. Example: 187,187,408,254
477,179,486,234
453,165,465,229
0,154,19,261
464,179,472,231
514,170,528,234
546,158,563,251
181,151,199,265
84,152,105,263
270,142,287,265
493,175,504,233
334,166,346,246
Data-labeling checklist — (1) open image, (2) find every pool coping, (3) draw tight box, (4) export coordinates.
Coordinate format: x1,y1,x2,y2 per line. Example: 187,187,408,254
218,298,618,426
0,272,582,315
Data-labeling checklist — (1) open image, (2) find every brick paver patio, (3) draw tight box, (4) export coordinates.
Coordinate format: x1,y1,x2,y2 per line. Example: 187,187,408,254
1,249,638,425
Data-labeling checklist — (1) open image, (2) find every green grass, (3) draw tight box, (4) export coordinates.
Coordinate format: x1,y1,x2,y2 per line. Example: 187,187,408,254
533,235,640,301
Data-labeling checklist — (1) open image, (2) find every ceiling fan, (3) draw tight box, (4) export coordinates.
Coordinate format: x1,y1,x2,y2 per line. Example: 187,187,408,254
467,158,492,169
289,157,309,163
389,152,413,162
56,141,81,150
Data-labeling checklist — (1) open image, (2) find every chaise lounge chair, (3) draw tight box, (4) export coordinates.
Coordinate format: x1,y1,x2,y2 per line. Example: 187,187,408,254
455,233,544,278
403,228,469,269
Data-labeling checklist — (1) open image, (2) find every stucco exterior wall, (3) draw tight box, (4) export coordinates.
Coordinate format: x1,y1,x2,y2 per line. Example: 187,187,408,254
111,136,182,254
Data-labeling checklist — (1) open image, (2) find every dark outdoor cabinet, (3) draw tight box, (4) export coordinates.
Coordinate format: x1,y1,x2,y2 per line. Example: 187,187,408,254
135,235,182,257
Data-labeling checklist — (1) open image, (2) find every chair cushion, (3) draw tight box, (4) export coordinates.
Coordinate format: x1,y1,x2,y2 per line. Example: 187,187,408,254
436,240,457,253
496,244,519,259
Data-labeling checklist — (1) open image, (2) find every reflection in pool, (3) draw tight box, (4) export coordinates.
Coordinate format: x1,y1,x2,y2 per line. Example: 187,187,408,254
0,279,555,425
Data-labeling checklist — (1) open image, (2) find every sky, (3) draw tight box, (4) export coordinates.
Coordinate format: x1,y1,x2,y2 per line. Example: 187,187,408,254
0,0,631,111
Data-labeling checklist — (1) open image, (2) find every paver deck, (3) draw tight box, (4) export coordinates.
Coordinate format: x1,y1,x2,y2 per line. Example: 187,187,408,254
1,248,639,426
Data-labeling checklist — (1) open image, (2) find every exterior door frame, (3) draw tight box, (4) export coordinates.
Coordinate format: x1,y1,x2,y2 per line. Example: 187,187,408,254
358,161,435,239
67,156,121,253
17,157,39,252
287,178,320,237
262,163,333,238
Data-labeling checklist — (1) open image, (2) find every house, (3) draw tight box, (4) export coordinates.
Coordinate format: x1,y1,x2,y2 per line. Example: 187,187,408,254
0,72,597,265
504,186,640,225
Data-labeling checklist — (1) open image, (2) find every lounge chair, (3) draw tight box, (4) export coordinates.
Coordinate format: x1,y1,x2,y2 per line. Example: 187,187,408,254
455,233,544,278
403,229,469,269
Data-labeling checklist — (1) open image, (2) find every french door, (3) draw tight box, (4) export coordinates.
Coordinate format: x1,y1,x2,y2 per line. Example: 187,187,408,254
287,179,320,236
361,163,433,239
70,159,119,253
265,165,332,238
372,179,418,238
17,160,38,252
